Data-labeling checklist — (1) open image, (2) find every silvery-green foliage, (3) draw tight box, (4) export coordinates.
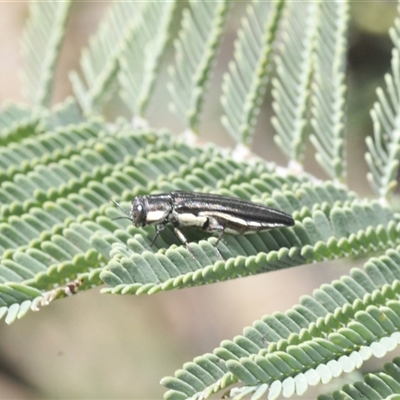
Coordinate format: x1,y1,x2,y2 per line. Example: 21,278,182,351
366,16,400,200
272,1,317,161
168,0,229,132
1,1,400,399
21,1,72,107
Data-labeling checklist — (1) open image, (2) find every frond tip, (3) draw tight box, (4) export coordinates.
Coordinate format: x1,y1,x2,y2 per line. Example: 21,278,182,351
168,0,229,132
21,1,72,107
118,1,175,117
69,3,140,113
221,0,284,146
310,0,348,182
272,1,318,162
365,15,400,200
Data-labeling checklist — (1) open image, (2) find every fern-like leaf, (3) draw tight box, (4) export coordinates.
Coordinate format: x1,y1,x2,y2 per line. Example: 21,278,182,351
310,0,348,182
3,119,397,322
320,357,400,399
272,1,318,162
118,2,175,118
3,3,400,399
221,0,284,146
0,102,39,146
37,97,83,132
168,0,229,132
69,3,142,113
162,247,400,399
1,112,400,323
21,1,72,107
365,13,400,200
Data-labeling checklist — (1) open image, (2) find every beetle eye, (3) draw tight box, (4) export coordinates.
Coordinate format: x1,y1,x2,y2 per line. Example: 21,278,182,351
131,197,146,226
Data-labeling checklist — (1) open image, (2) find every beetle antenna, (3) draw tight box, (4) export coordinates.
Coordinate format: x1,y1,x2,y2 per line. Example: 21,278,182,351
110,199,132,222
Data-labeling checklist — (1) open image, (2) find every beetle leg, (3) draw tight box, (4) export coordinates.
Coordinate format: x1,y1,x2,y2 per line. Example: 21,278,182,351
211,229,224,260
173,227,195,259
202,217,225,260
214,229,225,246
150,224,165,247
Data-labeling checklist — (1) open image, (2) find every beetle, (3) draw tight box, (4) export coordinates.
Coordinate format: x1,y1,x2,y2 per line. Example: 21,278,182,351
111,191,294,257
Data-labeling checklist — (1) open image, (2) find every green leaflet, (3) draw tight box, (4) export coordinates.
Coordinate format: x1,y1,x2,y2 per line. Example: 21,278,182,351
310,1,348,182
366,15,400,200
169,0,230,132
21,1,72,106
222,0,284,145
272,1,317,161
321,357,400,399
162,248,400,399
70,3,149,113
0,103,40,146
119,2,175,117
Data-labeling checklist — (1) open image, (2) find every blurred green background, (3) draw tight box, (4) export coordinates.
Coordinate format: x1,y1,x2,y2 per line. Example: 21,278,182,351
0,2,399,399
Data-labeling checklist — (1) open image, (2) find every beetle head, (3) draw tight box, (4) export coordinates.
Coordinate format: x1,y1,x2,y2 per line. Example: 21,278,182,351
130,196,147,227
